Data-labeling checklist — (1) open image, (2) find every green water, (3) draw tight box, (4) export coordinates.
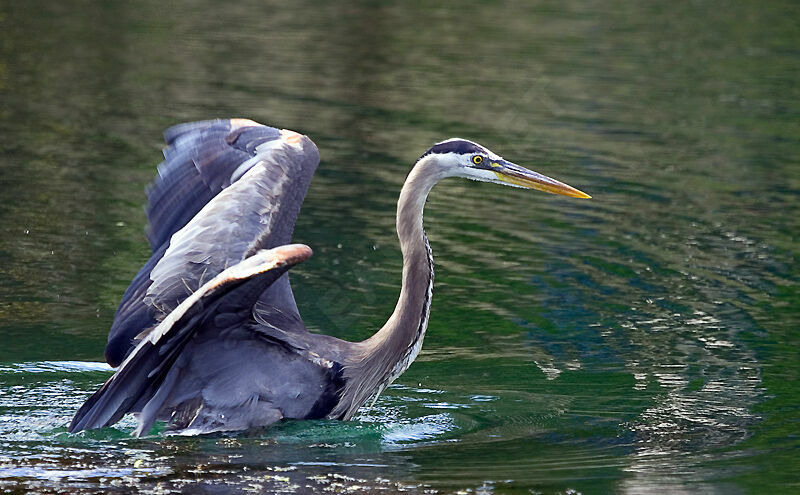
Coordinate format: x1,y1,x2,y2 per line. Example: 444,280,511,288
1,0,799,493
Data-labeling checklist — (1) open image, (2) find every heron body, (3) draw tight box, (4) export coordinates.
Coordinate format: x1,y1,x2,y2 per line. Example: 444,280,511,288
69,119,588,436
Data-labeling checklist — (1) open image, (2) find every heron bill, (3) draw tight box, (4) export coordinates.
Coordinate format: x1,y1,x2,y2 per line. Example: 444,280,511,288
491,160,591,198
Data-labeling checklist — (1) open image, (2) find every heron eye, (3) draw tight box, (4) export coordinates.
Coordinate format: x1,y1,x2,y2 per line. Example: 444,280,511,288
472,155,484,165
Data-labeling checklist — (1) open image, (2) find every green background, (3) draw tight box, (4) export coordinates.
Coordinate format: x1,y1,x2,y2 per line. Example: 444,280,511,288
1,1,798,493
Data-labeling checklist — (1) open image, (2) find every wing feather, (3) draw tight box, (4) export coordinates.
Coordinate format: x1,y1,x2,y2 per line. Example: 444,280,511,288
105,119,319,367
70,245,313,435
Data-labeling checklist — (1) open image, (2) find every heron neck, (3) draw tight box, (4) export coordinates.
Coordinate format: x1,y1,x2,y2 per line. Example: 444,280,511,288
361,158,441,375
332,157,446,420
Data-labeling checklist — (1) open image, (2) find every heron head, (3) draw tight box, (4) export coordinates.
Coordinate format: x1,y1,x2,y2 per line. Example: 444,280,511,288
420,138,590,199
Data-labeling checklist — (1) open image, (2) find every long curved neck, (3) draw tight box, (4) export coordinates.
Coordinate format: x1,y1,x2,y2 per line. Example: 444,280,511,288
365,159,440,355
335,157,445,419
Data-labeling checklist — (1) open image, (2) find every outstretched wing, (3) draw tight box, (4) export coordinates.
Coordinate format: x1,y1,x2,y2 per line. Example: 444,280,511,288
70,245,314,436
105,119,319,367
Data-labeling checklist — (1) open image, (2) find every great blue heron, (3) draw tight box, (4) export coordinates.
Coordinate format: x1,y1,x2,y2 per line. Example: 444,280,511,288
69,119,589,436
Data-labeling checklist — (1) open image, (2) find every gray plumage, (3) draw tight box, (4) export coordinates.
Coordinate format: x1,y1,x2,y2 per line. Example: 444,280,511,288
70,120,589,436
105,120,317,368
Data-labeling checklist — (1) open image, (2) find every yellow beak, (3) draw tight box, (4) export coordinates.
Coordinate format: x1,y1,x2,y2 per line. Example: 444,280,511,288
491,160,591,199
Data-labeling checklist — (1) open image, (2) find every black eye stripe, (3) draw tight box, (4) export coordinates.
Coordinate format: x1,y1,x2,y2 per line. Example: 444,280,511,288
419,139,487,160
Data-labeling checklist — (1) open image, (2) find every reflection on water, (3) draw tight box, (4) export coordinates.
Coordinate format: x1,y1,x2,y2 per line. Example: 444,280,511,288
1,0,799,493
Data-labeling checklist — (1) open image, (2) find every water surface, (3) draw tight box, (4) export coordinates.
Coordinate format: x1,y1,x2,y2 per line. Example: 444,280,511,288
1,1,798,493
